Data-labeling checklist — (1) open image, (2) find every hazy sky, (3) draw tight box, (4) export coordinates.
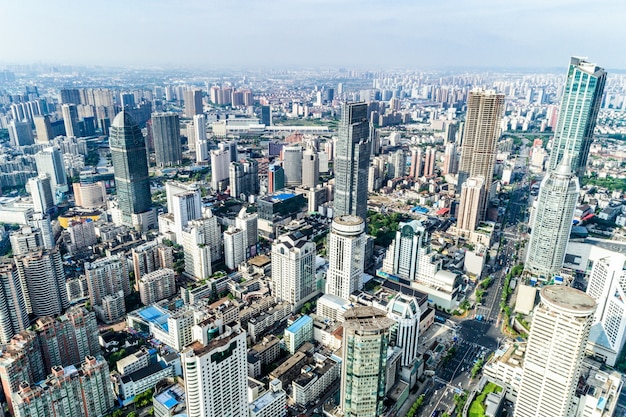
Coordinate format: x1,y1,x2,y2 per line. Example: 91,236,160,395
1,0,625,70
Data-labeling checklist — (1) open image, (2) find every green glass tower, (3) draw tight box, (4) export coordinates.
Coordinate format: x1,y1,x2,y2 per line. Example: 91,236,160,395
110,111,152,226
548,57,606,176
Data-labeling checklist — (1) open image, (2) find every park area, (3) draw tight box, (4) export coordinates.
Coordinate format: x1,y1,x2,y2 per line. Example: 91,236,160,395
468,382,502,417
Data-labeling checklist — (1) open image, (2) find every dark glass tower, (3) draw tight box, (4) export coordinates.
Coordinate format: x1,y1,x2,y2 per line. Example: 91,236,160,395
110,111,152,225
152,112,182,167
334,102,371,220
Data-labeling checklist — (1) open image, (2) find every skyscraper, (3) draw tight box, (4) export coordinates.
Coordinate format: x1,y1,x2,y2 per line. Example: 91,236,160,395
271,231,317,310
165,181,203,243
456,176,485,232
181,321,248,417
340,306,395,417
224,226,246,270
210,148,230,191
183,89,203,118
7,121,34,147
302,148,320,188
194,114,208,162
442,142,458,175
229,159,259,199
409,148,422,179
547,57,607,176
261,105,271,126
33,115,53,143
525,156,578,280
152,112,182,167
34,147,68,204
457,89,504,219
61,104,80,138
268,164,285,194
386,294,420,368
235,207,258,258
334,102,371,220
84,255,130,323
109,111,153,229
0,263,29,344
283,144,303,186
325,216,366,300
26,175,54,214
515,286,596,417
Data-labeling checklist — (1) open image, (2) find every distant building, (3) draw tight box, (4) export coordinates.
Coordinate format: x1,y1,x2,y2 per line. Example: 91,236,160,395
35,147,68,204
456,176,485,232
183,89,203,118
152,112,182,168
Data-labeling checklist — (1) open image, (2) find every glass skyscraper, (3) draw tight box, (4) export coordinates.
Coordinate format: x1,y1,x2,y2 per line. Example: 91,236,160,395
548,57,606,176
110,111,152,226
334,102,371,221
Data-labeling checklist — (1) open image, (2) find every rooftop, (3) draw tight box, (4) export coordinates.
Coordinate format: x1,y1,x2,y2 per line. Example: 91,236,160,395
540,285,596,315
286,315,313,335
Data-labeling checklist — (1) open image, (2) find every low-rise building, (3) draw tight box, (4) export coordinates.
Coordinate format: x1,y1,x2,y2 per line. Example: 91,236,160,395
284,315,314,354
292,353,340,405
249,379,287,417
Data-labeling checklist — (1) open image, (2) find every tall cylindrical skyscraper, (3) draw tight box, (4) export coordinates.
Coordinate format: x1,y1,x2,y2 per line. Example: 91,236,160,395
525,155,578,280
325,216,366,300
515,286,596,417
282,144,303,186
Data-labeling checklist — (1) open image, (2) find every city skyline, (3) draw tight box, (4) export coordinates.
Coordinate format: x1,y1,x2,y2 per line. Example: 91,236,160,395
1,1,626,70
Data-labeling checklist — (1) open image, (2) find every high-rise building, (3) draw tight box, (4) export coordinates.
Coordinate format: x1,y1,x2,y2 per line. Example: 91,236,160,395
26,175,54,214
386,294,420,368
165,181,203,243
14,248,68,318
442,143,458,175
236,207,258,258
283,144,303,186
261,105,272,127
181,321,248,417
525,156,578,280
72,181,107,209
183,89,203,118
61,104,81,138
139,268,176,305
381,220,427,282
224,226,246,270
340,307,395,417
457,89,504,219
271,231,317,310
456,176,485,232
29,214,54,250
268,164,285,194
325,216,366,300
515,286,596,417
387,149,405,179
8,121,34,147
35,147,68,204
152,112,182,167
132,241,174,285
229,159,259,199
84,255,130,323
334,102,371,220
181,208,222,280
109,111,154,230
10,226,45,255
194,114,208,162
33,115,53,143
409,148,422,179
60,88,81,105
423,147,436,177
302,148,320,188
0,263,29,344
210,148,230,190
547,57,607,176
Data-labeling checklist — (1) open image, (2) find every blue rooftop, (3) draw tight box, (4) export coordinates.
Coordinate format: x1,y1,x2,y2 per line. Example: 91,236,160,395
137,305,171,332
286,315,313,334
271,193,295,201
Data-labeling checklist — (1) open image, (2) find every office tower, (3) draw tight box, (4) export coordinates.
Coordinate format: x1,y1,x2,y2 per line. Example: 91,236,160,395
109,111,153,230
84,255,130,323
423,147,436,177
224,226,246,270
456,176,485,232
220,140,238,162
29,213,54,250
283,144,303,186
515,286,596,417
27,175,54,214
166,181,203,243
181,321,247,417
261,105,271,126
525,156,578,280
334,102,371,220
381,219,428,282
14,248,68,318
72,181,107,209
210,148,230,190
10,226,45,255
271,231,317,310
547,57,607,176
60,88,81,104
340,307,395,417
184,89,203,118
11,355,115,417
302,148,320,188
325,216,366,300
152,112,182,167
61,104,81,137
585,253,626,366
229,159,259,199
33,115,53,143
194,114,208,162
386,294,420,368
387,149,405,179
0,331,47,415
139,268,176,305
268,164,285,194
236,207,258,258
409,148,422,179
181,208,222,280
0,263,29,344
35,147,68,203
457,89,504,217
8,121,34,147
66,219,97,254
132,241,174,284
35,306,100,370
442,143,458,175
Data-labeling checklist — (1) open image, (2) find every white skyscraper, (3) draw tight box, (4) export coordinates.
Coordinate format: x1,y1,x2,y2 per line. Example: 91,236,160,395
26,175,54,214
224,226,246,270
0,263,29,344
283,144,303,186
325,216,366,300
271,231,317,310
525,156,579,280
210,148,230,191
181,210,222,281
165,181,203,243
386,294,420,368
456,176,485,233
515,286,596,417
235,208,258,259
194,114,208,163
34,147,68,203
181,321,248,417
